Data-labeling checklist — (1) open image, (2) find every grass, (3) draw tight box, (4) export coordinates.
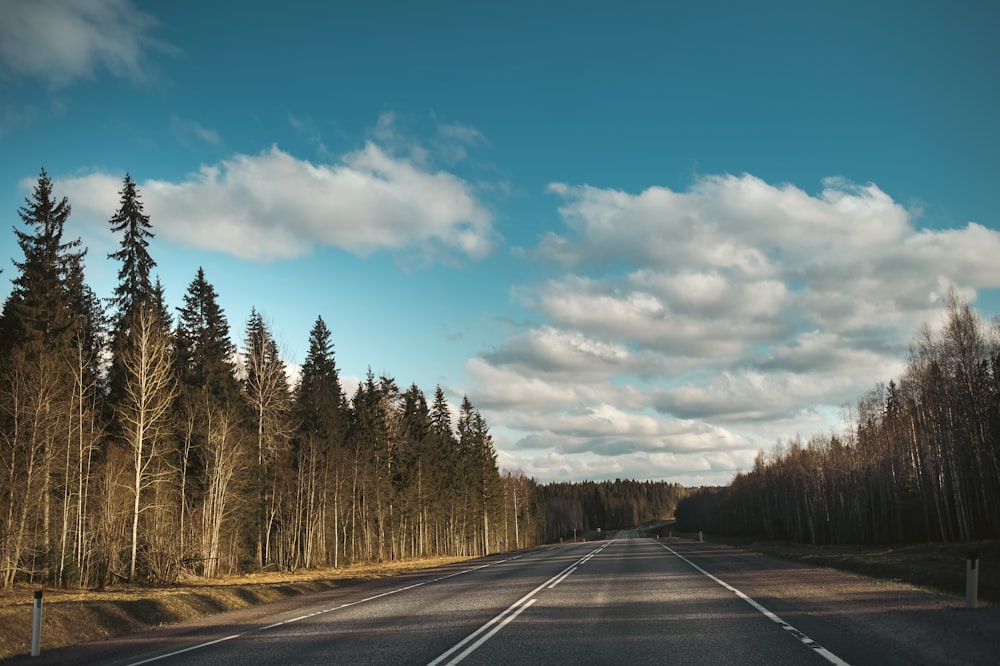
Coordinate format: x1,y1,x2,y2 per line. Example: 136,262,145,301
2,539,996,660
729,538,1000,603
0,556,468,661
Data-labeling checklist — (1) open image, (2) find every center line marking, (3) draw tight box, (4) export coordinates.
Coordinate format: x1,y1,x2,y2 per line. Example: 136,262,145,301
429,543,609,666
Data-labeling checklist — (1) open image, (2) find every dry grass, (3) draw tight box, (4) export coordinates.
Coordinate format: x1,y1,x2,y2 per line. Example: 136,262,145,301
0,556,468,661
732,538,1000,602
5,540,996,661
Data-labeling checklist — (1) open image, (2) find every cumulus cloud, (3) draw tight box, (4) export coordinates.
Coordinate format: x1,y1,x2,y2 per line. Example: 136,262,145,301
54,143,495,261
0,0,165,86
476,173,1000,484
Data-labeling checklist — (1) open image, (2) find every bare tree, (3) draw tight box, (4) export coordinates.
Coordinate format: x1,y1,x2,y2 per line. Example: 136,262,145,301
0,349,61,587
116,307,177,582
200,400,246,577
243,310,293,568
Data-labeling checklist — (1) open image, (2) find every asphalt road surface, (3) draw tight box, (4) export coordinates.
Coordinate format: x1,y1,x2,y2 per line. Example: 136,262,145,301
11,535,999,665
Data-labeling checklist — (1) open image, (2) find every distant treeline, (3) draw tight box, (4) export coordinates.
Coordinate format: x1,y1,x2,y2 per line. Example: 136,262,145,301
678,293,1000,545
536,479,686,541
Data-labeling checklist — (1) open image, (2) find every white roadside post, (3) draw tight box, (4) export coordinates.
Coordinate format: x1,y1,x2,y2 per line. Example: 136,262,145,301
31,589,42,657
699,530,703,543
966,551,979,609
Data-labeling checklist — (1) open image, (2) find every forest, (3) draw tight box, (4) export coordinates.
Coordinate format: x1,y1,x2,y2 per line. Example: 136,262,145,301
678,292,1000,546
0,170,541,589
0,170,684,590
538,479,685,542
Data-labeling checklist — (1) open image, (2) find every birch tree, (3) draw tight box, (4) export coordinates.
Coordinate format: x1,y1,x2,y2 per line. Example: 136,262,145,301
117,306,176,582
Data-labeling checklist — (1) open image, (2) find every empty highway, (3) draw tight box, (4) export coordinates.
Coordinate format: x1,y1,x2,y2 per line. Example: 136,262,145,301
14,536,999,665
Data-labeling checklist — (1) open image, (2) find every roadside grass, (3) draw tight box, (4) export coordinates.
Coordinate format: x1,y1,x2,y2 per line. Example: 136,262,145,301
0,556,468,661
727,538,999,603
638,525,998,603
3,539,996,660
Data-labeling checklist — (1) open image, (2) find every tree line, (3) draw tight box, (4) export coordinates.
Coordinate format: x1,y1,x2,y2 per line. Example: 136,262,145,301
536,479,686,542
677,292,1000,545
0,170,544,589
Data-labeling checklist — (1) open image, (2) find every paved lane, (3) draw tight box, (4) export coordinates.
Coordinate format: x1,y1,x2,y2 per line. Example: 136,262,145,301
16,537,999,665
452,538,838,665
110,544,605,665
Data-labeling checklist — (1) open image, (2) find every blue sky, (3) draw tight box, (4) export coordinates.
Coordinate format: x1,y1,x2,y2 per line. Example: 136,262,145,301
1,0,999,484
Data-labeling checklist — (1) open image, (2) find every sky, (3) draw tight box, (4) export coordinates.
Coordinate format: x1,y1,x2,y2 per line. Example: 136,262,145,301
1,0,999,486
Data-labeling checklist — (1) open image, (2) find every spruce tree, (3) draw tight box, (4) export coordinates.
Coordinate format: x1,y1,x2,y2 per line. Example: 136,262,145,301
399,384,432,555
107,174,155,327
175,267,238,398
0,168,85,350
173,267,242,576
295,316,343,441
0,169,93,585
106,174,162,419
293,316,346,566
429,386,459,551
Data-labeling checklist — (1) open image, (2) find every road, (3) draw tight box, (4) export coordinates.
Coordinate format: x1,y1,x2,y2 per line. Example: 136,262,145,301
12,535,1000,665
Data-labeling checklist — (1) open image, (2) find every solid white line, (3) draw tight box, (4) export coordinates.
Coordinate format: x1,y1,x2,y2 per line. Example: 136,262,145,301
429,543,608,665
441,599,538,665
547,566,577,589
658,542,851,666
124,558,507,665
124,634,241,666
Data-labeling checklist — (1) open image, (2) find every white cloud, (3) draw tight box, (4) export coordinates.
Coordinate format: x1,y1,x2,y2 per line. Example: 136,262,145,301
0,0,164,86
435,122,487,163
170,116,221,146
53,143,495,262
495,446,757,485
479,173,1000,486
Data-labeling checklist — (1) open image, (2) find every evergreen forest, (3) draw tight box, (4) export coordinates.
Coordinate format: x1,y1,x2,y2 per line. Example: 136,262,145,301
0,170,683,590
678,292,1000,546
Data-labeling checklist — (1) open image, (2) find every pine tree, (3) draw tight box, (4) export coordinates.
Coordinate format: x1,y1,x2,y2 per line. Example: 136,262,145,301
107,174,155,328
0,169,93,585
296,317,343,437
399,384,432,556
0,168,85,350
429,386,460,552
173,268,243,576
106,174,163,437
293,316,346,566
175,268,238,398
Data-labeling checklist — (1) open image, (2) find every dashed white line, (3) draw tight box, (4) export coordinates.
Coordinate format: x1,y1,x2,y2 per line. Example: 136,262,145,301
658,542,851,666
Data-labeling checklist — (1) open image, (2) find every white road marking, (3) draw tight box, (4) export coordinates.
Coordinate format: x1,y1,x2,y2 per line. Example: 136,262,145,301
123,558,509,665
658,542,851,666
124,635,241,666
429,542,609,666
444,598,537,664
547,566,577,588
